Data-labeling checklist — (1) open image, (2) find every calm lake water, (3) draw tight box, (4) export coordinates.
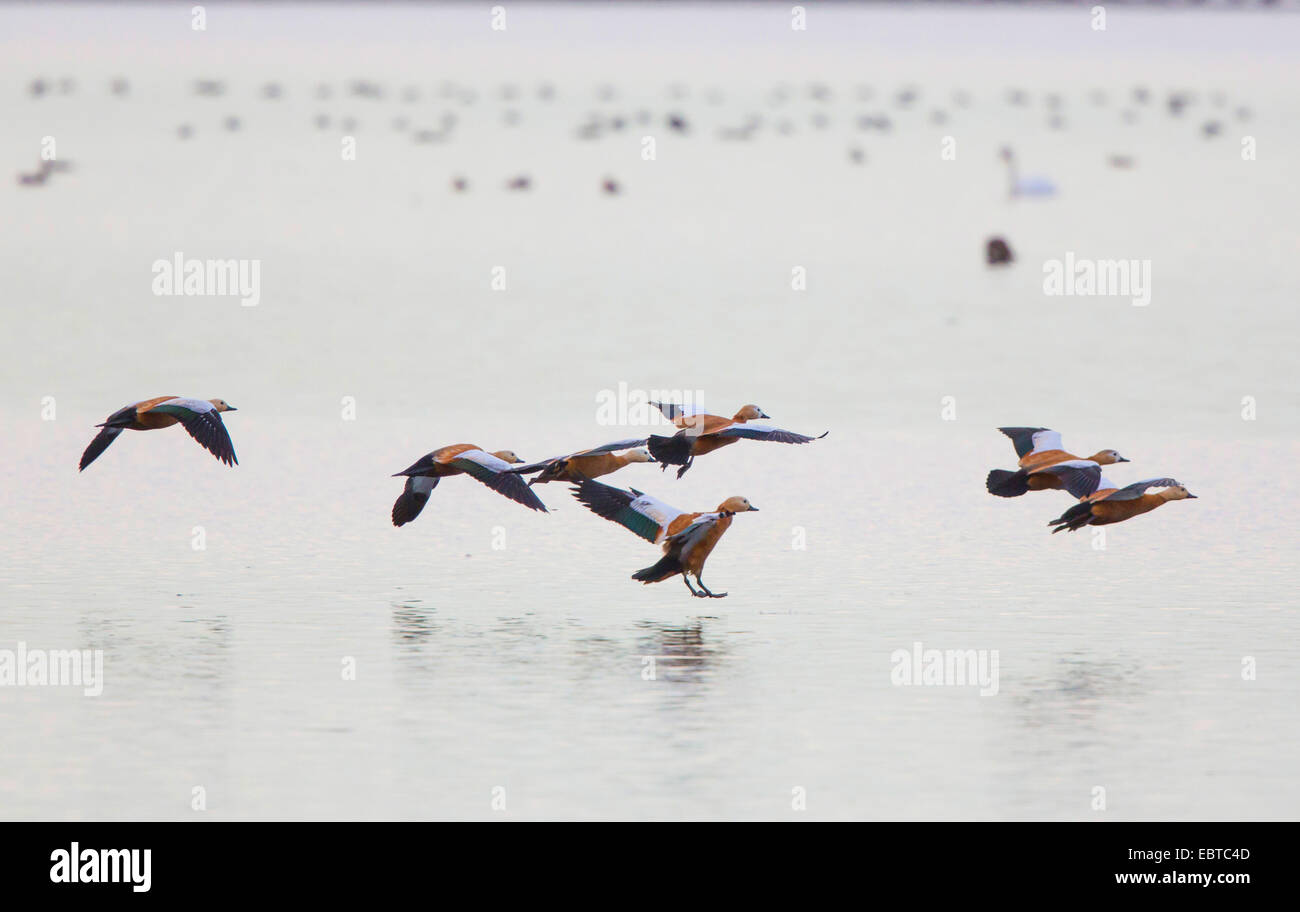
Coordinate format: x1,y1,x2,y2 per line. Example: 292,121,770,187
1,4,1298,820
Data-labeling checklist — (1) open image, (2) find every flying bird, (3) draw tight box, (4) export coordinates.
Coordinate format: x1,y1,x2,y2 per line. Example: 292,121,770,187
79,396,238,470
391,445,546,526
1041,462,1197,533
571,479,759,598
647,403,827,478
986,427,1127,497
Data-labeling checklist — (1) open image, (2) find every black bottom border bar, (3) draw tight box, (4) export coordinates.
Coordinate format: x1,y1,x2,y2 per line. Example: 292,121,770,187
1,822,1281,897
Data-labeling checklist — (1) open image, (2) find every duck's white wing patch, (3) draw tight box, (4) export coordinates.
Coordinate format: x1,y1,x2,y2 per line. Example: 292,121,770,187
653,401,707,420
151,397,213,416
629,491,684,529
454,448,512,474
1029,429,1063,454
1107,478,1179,501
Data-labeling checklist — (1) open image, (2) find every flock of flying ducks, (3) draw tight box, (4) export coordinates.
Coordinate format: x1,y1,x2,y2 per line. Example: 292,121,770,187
986,427,1196,533
78,397,826,599
77,402,1200,596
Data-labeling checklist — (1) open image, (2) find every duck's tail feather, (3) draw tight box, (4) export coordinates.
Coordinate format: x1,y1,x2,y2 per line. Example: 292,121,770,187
1048,501,1093,533
647,433,692,467
632,553,682,584
986,468,1030,497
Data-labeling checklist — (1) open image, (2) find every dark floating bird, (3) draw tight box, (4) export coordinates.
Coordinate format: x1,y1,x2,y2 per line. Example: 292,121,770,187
985,237,1014,266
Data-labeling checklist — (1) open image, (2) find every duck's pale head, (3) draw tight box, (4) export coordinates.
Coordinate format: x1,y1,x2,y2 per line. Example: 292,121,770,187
735,404,769,421
1163,484,1197,501
1091,449,1129,465
624,447,655,464
209,398,237,412
492,450,524,464
718,496,759,513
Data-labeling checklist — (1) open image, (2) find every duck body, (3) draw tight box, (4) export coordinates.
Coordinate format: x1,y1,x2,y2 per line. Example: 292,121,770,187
79,396,238,470
571,480,757,597
391,444,546,526
506,438,652,486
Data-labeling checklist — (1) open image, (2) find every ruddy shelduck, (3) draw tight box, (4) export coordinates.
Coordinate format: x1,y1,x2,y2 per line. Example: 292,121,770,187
986,426,1127,497
1040,461,1197,533
571,479,758,598
505,437,654,486
391,444,546,526
646,402,827,478
79,396,238,470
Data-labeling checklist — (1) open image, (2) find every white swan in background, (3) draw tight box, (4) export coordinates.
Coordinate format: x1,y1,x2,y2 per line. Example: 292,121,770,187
1000,146,1057,198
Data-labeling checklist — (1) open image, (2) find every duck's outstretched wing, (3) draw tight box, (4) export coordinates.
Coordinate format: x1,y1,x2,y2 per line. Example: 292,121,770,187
712,425,828,445
662,512,721,560
447,449,547,512
392,476,439,527
79,427,123,471
998,426,1060,459
571,480,682,543
148,398,237,466
1035,460,1105,500
1105,478,1182,501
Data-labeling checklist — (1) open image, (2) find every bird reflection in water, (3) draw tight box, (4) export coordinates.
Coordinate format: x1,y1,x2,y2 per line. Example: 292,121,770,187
635,620,724,684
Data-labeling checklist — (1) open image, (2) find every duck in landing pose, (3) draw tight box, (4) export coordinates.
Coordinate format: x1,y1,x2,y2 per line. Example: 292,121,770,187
79,396,238,470
1040,461,1196,532
391,445,546,526
571,479,759,597
505,438,654,486
646,403,827,478
986,427,1127,497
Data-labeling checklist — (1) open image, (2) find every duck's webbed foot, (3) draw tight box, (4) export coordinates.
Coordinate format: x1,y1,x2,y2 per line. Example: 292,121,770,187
682,575,707,598
696,578,727,598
